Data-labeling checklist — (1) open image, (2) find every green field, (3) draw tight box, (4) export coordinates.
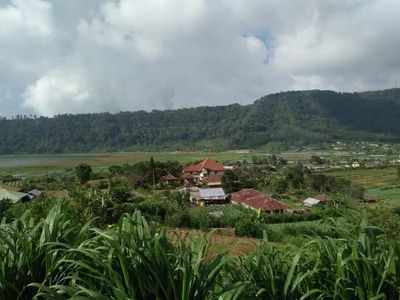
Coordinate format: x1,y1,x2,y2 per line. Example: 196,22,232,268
325,167,399,188
0,152,255,176
364,186,400,206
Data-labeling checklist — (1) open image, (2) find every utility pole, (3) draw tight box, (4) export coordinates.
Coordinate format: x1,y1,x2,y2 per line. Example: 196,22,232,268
45,167,48,200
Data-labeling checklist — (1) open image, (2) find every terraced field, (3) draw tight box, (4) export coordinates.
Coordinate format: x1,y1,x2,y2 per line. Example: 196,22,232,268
365,186,400,206
326,167,398,188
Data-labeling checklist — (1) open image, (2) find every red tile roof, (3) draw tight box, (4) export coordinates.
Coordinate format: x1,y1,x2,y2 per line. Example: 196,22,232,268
202,176,222,184
232,189,290,212
182,158,225,172
163,174,177,181
182,173,195,179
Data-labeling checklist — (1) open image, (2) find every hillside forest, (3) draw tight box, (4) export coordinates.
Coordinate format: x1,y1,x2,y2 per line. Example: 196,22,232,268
1,88,400,154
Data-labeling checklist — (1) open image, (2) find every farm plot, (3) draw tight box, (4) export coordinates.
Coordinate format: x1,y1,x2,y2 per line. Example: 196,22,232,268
326,167,398,188
365,186,400,206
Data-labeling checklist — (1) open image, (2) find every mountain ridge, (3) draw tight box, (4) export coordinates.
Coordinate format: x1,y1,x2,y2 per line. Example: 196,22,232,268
1,88,400,154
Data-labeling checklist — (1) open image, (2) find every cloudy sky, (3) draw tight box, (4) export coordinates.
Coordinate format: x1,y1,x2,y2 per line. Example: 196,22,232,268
1,0,399,117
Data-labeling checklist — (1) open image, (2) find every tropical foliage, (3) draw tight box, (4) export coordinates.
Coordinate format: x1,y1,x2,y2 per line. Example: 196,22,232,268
1,199,400,299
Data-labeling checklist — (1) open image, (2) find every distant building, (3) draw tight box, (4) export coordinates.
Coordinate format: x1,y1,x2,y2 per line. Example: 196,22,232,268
202,176,222,187
162,174,177,185
183,158,226,183
306,164,330,170
352,161,360,168
28,189,42,199
231,189,290,214
365,162,376,168
303,198,322,206
314,194,332,203
0,189,30,203
190,188,228,205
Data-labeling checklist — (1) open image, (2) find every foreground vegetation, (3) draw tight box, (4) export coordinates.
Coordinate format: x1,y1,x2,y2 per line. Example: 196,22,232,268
1,199,400,299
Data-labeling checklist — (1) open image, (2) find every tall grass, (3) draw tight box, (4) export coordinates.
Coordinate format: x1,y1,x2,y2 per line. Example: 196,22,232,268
1,200,400,299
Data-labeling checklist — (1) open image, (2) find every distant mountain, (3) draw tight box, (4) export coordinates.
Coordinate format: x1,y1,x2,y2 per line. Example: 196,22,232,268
1,88,400,154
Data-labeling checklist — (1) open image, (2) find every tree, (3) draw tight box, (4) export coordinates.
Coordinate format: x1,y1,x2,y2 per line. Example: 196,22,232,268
221,170,241,193
310,155,324,165
269,178,288,194
284,168,304,189
75,163,92,184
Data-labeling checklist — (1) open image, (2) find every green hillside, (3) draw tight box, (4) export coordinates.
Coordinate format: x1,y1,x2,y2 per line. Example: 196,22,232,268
1,88,400,154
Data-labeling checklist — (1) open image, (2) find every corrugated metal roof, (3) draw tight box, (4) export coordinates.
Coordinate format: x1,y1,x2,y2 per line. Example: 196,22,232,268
199,188,225,199
232,189,289,212
29,189,42,196
304,198,321,206
0,190,28,203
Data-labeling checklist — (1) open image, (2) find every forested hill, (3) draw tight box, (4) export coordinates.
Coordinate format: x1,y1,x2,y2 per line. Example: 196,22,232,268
1,88,400,154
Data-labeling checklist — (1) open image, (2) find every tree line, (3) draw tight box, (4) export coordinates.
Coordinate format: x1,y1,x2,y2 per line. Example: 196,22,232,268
1,88,400,154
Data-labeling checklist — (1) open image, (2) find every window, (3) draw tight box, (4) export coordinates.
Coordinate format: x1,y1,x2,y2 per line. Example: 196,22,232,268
214,171,217,175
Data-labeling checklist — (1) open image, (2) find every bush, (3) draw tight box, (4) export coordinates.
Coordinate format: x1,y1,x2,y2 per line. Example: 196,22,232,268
236,218,261,238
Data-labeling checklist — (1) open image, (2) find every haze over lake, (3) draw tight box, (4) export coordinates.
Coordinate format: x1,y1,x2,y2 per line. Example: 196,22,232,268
0,156,101,168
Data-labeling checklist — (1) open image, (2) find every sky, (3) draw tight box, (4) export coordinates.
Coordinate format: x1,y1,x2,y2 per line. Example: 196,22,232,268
0,0,399,117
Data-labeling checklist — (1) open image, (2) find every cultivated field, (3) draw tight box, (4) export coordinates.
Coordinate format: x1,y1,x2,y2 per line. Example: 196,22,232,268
325,167,398,188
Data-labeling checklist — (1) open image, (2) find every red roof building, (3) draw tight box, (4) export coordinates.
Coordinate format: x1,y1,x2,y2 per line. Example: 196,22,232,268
202,176,222,187
231,189,290,214
183,158,225,173
182,158,225,183
365,162,376,167
162,174,177,181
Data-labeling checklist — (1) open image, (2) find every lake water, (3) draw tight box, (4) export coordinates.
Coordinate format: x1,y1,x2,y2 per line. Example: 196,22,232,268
0,155,102,168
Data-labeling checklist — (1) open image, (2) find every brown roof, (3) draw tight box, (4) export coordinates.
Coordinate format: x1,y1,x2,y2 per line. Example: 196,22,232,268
182,158,225,172
163,174,177,181
314,194,332,202
365,162,376,167
182,173,195,179
232,189,290,212
202,176,222,184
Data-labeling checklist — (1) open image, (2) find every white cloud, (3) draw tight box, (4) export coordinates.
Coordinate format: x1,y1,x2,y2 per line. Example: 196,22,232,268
22,70,91,116
0,0,398,117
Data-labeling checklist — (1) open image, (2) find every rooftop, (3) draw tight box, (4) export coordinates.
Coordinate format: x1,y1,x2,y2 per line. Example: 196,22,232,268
232,189,289,212
183,158,225,173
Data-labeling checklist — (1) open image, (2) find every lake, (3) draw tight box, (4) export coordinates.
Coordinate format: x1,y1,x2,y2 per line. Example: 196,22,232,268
0,155,103,168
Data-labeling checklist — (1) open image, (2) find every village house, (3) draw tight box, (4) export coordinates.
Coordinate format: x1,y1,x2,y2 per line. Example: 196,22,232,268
306,164,330,170
231,189,290,214
202,176,222,187
352,161,360,168
162,174,177,186
182,158,225,183
190,188,228,206
365,162,377,168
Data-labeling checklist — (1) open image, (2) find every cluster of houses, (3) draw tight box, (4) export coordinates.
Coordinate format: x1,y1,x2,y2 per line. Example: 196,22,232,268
305,160,384,170
162,157,232,187
176,158,377,214
176,157,292,214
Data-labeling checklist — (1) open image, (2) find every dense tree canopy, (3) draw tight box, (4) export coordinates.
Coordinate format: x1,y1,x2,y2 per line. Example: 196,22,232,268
0,88,400,154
